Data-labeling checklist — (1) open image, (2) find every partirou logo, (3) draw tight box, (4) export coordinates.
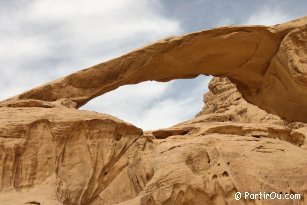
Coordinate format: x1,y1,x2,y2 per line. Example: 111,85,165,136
235,192,302,201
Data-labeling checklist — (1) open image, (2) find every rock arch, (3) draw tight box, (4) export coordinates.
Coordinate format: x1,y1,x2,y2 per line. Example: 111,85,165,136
4,17,307,122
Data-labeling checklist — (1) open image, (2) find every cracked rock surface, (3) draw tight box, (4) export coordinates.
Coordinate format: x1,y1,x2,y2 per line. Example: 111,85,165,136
0,17,307,205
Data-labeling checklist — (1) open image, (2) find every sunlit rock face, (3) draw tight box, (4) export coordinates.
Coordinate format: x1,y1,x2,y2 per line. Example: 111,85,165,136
0,17,307,205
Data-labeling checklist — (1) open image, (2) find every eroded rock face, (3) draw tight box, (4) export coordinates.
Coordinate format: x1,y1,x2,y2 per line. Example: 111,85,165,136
114,77,307,205
1,76,307,205
0,108,142,204
0,17,307,205
196,77,283,124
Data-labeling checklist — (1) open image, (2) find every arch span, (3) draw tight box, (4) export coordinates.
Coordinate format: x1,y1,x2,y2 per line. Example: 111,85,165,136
4,17,307,122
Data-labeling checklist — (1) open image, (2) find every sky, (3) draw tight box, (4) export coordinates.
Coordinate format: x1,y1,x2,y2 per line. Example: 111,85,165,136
0,0,306,130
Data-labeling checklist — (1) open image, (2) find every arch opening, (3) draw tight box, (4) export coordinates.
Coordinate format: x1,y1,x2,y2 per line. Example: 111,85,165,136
81,75,212,130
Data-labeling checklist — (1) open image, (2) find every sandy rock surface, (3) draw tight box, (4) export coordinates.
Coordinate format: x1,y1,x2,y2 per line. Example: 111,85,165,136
0,17,307,205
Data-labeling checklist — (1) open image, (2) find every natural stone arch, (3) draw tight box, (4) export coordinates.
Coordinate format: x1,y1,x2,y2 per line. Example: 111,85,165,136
4,17,307,122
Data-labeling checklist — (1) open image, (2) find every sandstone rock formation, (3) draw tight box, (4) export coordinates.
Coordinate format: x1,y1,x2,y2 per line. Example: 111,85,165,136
0,17,307,205
5,16,307,122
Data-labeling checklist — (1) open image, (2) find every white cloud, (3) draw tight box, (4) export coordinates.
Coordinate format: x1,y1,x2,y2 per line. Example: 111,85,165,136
83,81,171,121
83,76,211,130
0,0,181,98
245,7,292,25
215,18,236,27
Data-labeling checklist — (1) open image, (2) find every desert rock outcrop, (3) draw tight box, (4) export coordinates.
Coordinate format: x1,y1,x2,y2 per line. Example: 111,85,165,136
0,17,307,205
